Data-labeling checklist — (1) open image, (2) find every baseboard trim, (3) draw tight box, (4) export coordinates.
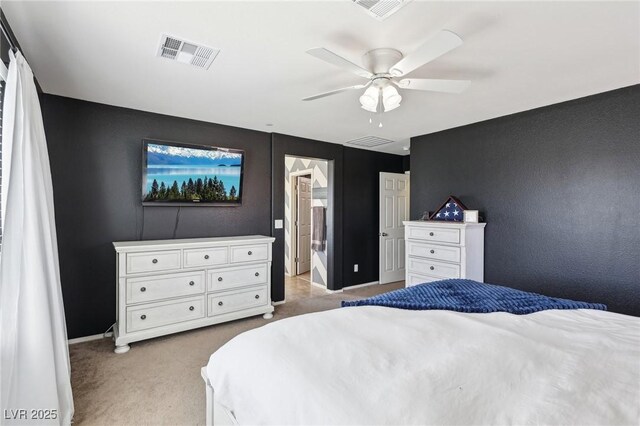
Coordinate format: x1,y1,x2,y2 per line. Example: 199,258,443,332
272,300,286,306
68,332,112,345
343,281,380,290
325,288,343,294
310,281,326,290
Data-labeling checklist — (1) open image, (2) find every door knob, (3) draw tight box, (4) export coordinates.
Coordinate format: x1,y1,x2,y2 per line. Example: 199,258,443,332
379,232,388,237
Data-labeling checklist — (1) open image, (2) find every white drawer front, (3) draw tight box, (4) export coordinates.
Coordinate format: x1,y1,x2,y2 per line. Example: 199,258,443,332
183,247,228,268
406,272,441,287
126,296,205,333
230,244,269,263
208,264,268,292
407,241,461,263
126,250,181,274
126,271,205,304
408,226,460,245
208,287,268,316
408,257,460,279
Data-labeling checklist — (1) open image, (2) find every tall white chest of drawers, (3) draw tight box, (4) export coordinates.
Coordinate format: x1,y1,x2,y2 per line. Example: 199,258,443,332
404,221,486,287
113,235,275,353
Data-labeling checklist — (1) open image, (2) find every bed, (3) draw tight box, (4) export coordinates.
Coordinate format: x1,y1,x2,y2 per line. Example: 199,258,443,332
202,282,640,425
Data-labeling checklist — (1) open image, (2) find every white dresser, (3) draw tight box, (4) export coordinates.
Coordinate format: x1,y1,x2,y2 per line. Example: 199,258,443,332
403,221,486,287
113,235,275,353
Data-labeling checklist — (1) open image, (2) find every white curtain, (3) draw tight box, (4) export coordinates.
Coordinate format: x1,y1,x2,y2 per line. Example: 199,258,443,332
0,51,74,425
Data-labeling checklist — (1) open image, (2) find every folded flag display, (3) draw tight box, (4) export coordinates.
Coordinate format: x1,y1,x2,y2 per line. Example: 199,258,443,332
341,279,607,314
429,195,467,222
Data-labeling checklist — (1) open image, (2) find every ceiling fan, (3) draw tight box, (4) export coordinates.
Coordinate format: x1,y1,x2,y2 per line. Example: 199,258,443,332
303,30,470,113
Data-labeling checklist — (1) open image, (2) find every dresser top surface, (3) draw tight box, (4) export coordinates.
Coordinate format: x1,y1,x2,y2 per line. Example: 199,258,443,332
113,235,275,252
403,221,486,228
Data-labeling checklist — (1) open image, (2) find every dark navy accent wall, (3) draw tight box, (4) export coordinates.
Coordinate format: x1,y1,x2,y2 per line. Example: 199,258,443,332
343,147,404,287
410,85,640,316
40,94,272,338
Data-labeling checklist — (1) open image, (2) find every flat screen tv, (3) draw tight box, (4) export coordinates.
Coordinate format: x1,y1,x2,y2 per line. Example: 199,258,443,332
142,139,244,206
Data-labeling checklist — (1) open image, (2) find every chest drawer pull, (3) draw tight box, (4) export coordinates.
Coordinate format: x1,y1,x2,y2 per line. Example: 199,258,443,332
152,259,158,264
255,272,260,277
255,294,260,299
189,306,195,311
430,266,435,270
189,281,195,286
204,254,210,260
218,301,223,306
429,232,434,237
430,249,435,254
140,314,147,320
248,251,253,255
140,287,146,292
218,277,223,282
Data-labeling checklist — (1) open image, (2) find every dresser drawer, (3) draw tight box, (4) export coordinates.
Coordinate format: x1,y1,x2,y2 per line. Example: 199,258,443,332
408,257,460,279
126,271,205,304
208,286,268,316
407,241,461,263
406,272,441,287
183,247,228,268
208,264,268,292
126,250,181,274
407,226,460,245
230,244,269,263
126,296,205,333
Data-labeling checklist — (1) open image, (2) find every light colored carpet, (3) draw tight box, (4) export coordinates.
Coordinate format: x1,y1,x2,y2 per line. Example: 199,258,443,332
70,282,404,425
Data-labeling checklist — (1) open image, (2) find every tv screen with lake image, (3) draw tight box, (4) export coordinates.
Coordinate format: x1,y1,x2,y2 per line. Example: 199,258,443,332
142,140,244,205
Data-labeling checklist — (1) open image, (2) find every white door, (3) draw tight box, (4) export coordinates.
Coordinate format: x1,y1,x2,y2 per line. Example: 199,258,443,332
379,172,410,284
296,176,312,274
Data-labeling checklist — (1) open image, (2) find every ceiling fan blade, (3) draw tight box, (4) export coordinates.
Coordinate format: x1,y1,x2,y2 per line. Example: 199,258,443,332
390,30,463,77
306,48,373,79
302,83,369,101
397,78,470,94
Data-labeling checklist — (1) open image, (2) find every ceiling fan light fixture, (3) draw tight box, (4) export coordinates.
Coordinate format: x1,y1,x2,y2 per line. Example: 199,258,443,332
390,68,403,77
361,104,377,113
359,86,379,109
382,85,402,111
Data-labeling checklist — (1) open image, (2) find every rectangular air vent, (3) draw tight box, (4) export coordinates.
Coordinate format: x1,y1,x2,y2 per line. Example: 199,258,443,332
351,0,411,21
157,34,220,70
346,136,394,147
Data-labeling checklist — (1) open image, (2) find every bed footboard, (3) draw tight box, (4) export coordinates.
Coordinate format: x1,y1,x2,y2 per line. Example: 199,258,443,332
201,367,239,426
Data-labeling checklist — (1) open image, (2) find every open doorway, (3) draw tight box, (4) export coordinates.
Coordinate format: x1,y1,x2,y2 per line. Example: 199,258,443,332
284,155,329,302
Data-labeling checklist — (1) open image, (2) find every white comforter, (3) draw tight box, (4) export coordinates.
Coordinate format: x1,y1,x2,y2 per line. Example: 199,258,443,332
207,306,640,425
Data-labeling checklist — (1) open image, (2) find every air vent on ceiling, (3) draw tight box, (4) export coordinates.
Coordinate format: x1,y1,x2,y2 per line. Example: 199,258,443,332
346,136,394,147
351,0,411,21
156,34,220,70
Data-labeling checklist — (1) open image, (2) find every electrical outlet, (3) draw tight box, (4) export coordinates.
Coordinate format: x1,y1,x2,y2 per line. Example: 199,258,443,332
354,264,359,272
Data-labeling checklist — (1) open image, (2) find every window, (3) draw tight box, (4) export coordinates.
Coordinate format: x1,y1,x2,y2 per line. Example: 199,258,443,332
0,75,5,251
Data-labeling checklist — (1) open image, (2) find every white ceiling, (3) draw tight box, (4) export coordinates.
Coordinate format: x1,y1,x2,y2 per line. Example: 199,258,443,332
4,1,639,155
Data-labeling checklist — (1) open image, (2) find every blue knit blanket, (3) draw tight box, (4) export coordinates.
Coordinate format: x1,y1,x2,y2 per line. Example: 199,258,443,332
341,279,606,314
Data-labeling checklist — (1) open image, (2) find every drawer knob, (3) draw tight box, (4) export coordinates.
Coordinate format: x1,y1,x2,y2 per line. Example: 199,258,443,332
255,272,260,277
248,251,253,255
140,314,147,320
430,250,435,254
218,301,223,306
152,259,158,264
429,232,434,237
218,277,223,282
255,295,260,299
140,287,146,292
189,281,195,286
189,306,195,311
204,255,210,260
430,266,435,271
